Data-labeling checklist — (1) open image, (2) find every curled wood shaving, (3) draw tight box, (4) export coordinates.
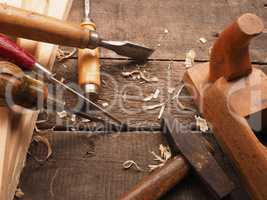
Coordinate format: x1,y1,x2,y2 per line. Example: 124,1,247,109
174,84,195,112
123,160,144,172
153,89,160,99
32,135,52,162
195,115,209,133
15,188,24,199
56,48,77,62
148,144,172,172
121,70,159,82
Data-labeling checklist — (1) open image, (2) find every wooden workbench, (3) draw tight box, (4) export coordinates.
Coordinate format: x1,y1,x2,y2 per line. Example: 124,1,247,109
18,0,267,199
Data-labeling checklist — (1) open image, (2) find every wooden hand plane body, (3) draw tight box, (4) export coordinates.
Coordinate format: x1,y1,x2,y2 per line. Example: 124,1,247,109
183,13,267,200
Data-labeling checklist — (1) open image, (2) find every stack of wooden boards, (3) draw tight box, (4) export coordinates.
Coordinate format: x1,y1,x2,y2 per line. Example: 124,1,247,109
0,0,73,199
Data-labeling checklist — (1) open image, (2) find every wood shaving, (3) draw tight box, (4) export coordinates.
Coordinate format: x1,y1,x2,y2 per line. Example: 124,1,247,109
199,37,207,44
34,125,55,134
184,50,196,68
168,87,175,94
33,135,52,162
143,94,154,102
123,160,144,172
143,102,165,111
102,102,109,107
158,103,166,119
71,114,76,122
81,118,91,123
57,110,67,119
174,84,195,112
121,70,159,83
149,144,172,172
195,115,209,132
15,188,24,198
56,48,77,62
164,29,169,33
153,89,160,99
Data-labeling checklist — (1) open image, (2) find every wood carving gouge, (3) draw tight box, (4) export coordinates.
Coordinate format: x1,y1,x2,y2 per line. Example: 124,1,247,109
0,34,122,125
78,0,100,99
0,3,154,60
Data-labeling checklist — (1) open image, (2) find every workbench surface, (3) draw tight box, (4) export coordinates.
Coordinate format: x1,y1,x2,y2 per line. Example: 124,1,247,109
18,0,267,199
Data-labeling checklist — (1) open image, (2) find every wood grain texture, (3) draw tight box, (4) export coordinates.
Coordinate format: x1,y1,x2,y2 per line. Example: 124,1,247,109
19,132,250,200
68,0,267,62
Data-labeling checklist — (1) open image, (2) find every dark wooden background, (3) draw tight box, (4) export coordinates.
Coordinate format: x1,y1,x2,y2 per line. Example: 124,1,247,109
18,0,267,199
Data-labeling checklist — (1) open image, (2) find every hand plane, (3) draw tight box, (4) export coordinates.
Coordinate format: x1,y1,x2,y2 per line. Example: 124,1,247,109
183,13,267,200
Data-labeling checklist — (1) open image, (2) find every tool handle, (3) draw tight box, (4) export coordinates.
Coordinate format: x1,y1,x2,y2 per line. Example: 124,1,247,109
0,3,91,48
78,22,101,89
0,34,36,70
209,13,264,82
118,156,189,200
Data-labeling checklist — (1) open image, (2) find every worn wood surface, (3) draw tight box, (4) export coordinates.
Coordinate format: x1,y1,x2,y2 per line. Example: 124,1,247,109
19,132,250,200
19,0,267,199
68,0,267,62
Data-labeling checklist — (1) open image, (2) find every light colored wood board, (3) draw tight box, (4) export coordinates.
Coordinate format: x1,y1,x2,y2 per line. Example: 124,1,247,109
67,0,267,62
35,0,74,69
16,0,48,55
0,0,74,200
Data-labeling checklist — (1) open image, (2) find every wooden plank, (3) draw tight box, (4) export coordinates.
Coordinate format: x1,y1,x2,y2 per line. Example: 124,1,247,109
37,60,196,129
18,131,250,200
67,0,267,63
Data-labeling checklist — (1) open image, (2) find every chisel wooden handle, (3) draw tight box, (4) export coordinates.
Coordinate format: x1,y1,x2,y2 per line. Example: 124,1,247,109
118,156,190,200
0,3,91,48
78,22,100,97
209,13,264,82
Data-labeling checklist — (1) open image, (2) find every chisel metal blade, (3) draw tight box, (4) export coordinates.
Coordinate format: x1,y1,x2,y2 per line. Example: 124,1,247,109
100,40,154,60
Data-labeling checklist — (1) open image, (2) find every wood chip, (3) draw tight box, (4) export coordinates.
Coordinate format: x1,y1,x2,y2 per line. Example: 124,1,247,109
71,114,76,122
152,89,160,99
102,102,109,107
158,103,166,119
15,188,24,199
195,115,209,132
184,50,196,68
57,110,67,119
199,37,207,44
143,102,165,111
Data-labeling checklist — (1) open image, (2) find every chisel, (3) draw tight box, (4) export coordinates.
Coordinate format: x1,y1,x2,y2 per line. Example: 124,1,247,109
78,0,100,100
0,3,154,60
0,33,122,125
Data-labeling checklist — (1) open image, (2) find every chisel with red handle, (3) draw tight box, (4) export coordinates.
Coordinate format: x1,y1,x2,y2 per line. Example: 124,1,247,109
0,33,122,125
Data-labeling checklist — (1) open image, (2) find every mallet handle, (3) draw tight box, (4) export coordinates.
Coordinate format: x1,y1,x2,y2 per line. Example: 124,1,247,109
118,156,189,200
